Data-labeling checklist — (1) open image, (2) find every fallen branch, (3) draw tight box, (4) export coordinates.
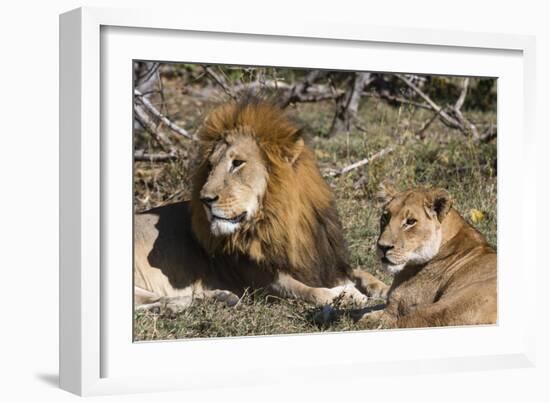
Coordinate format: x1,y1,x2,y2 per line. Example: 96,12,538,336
134,90,194,140
324,146,394,177
233,80,292,92
199,68,341,107
134,150,178,162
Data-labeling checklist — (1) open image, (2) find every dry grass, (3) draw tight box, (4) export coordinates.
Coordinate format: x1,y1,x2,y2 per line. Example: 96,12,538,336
133,70,497,340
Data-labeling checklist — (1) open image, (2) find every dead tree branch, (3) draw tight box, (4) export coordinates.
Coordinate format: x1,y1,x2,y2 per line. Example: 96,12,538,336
329,72,373,136
203,66,237,100
324,146,394,177
233,80,292,92
134,103,178,154
480,123,497,142
415,111,439,137
370,91,432,111
395,74,464,129
279,70,330,107
449,77,480,139
395,74,481,139
134,90,194,140
134,150,178,162
454,77,469,111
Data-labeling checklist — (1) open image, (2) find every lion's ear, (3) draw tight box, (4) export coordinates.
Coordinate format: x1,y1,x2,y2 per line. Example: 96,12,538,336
426,188,453,222
286,136,304,165
375,181,397,206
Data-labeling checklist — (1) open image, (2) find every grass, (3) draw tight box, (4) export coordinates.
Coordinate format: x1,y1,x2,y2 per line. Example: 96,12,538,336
133,74,497,341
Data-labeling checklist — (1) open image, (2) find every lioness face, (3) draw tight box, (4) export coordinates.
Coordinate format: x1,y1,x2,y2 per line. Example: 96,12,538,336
376,187,452,274
199,134,268,236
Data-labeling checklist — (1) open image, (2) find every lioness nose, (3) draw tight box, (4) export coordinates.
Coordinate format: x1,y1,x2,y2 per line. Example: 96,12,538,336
200,195,219,206
378,243,394,255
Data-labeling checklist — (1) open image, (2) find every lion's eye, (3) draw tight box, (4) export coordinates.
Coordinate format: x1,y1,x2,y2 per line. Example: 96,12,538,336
232,159,245,169
406,218,417,226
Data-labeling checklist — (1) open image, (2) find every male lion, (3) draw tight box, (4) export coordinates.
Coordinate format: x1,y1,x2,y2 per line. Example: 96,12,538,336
359,184,497,328
134,99,387,313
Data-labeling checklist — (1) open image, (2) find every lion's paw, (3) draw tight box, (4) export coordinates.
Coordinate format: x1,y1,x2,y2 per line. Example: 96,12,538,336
211,290,240,307
356,309,395,329
330,284,369,308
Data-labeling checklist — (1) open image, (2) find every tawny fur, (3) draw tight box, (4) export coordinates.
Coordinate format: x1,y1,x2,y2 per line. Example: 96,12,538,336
361,186,497,328
134,99,386,310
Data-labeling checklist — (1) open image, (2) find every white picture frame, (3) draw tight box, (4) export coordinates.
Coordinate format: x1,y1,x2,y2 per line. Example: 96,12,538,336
59,6,537,396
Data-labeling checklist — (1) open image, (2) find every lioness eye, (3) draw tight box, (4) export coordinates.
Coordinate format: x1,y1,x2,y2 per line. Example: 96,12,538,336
406,218,417,226
232,159,245,169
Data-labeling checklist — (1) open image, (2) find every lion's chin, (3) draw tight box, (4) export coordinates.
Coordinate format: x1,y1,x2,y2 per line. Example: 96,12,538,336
381,261,406,275
209,219,241,236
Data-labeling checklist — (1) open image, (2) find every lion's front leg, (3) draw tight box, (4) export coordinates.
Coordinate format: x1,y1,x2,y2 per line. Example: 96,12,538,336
134,287,240,315
351,269,389,299
271,273,369,307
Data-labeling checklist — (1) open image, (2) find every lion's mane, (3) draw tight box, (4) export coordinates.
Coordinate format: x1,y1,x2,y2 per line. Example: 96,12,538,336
190,99,350,287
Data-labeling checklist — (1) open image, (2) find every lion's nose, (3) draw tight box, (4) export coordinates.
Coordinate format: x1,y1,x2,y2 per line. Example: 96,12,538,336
378,242,394,255
200,195,219,206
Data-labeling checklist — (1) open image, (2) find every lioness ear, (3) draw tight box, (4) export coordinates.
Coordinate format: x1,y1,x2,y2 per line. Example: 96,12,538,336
426,188,453,222
375,181,397,206
286,136,305,165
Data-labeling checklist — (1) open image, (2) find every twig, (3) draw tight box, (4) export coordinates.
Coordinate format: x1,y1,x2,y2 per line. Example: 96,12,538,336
134,103,178,154
324,146,394,177
156,67,168,116
415,111,439,137
134,90,194,140
203,66,237,100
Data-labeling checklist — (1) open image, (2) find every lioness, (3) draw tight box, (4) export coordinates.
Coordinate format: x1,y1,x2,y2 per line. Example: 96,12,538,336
359,184,497,328
134,99,387,313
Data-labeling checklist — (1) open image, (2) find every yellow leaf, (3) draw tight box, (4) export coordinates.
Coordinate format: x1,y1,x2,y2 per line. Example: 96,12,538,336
470,209,485,223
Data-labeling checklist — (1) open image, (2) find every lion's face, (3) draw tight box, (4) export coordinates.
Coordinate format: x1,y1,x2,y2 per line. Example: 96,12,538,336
199,133,268,236
376,185,453,274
